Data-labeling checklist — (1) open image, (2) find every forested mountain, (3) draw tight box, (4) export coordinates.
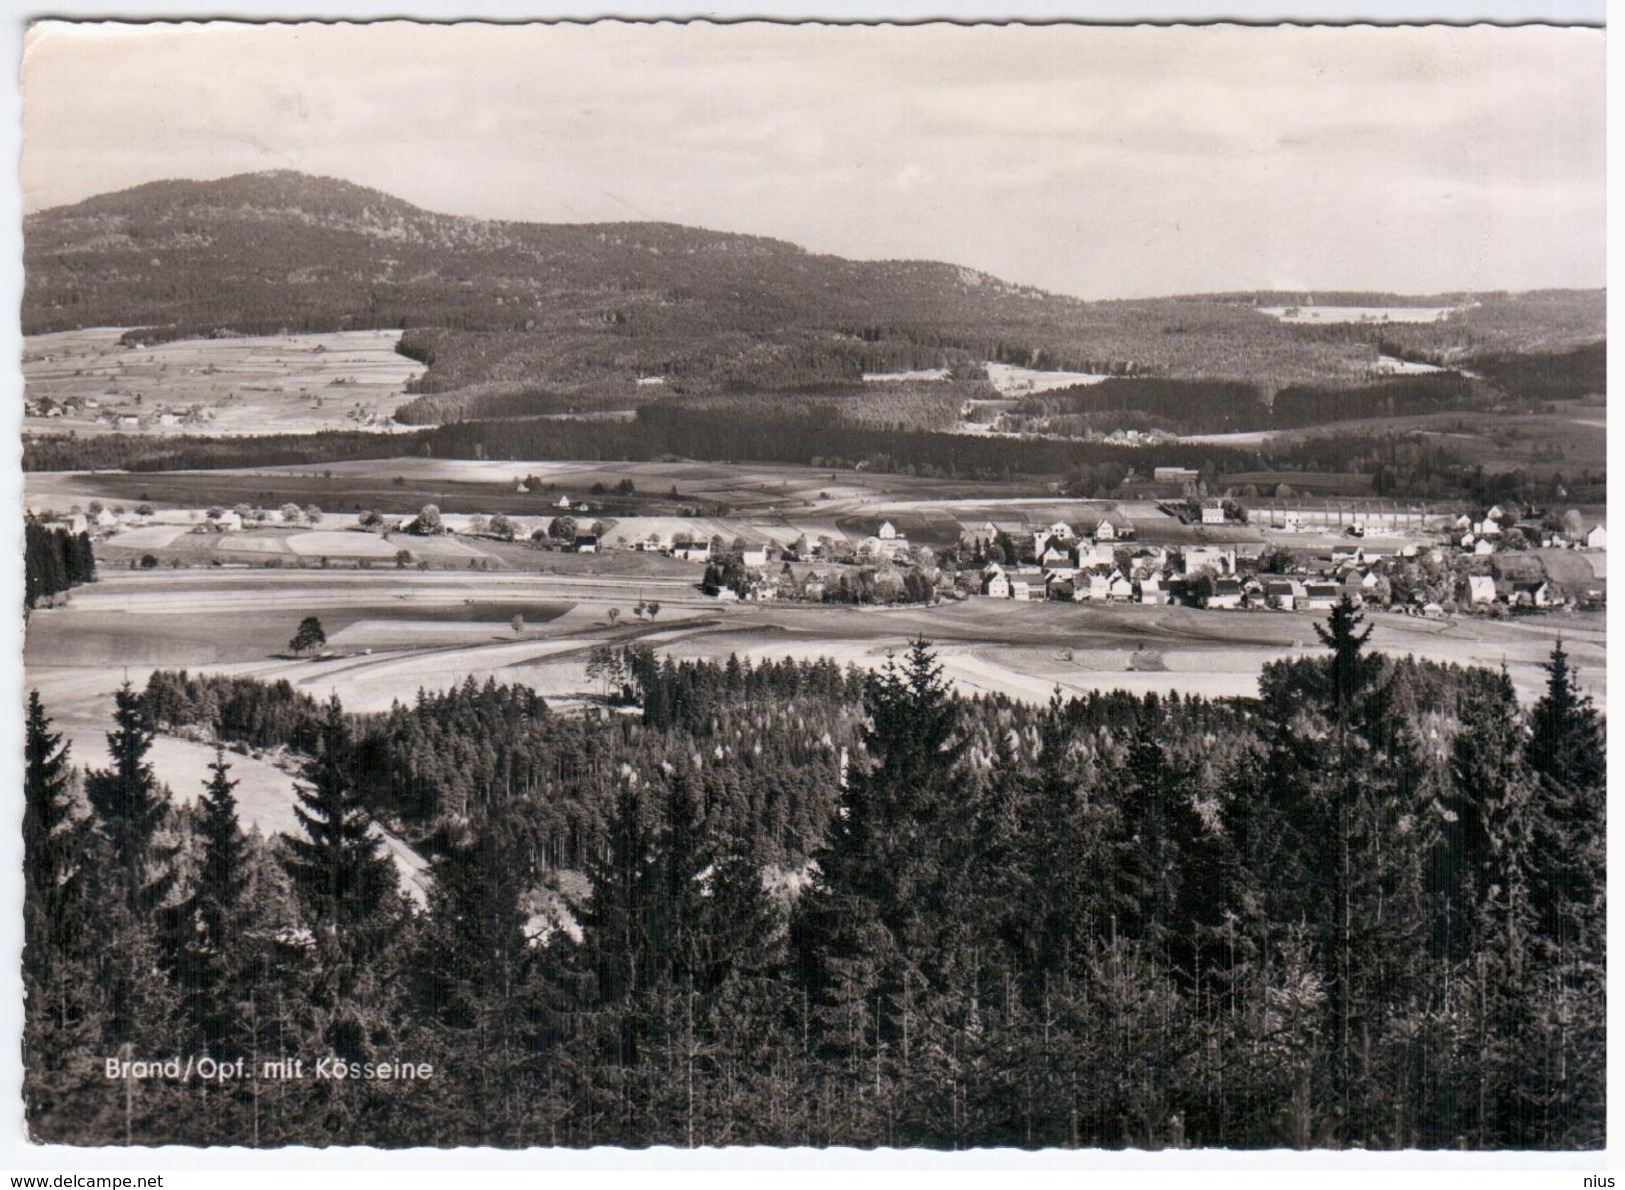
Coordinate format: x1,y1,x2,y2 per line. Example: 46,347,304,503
22,620,1606,1149
26,172,1604,406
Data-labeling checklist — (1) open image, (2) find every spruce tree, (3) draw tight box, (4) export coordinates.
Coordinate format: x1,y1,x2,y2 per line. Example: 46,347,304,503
182,746,251,1052
1313,594,1375,721
24,691,84,960
84,681,175,914
282,695,398,944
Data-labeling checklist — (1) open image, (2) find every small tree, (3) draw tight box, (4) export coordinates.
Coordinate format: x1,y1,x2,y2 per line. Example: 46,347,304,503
548,515,577,542
303,504,323,525
394,549,413,569
607,607,621,626
489,513,516,541
280,503,303,524
410,504,443,535
511,614,525,636
290,616,326,657
646,601,660,620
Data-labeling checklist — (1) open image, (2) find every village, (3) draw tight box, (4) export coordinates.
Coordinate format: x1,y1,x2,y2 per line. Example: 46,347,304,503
32,475,1607,622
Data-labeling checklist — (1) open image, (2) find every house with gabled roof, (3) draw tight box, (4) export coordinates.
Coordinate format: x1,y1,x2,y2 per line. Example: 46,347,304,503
1264,579,1300,610
1304,581,1341,611
1206,577,1244,609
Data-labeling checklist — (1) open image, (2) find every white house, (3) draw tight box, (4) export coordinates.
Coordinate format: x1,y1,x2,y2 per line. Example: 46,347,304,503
1473,538,1497,557
740,548,769,568
1587,524,1607,551
1094,518,1117,542
982,565,1010,599
1206,577,1244,610
878,521,898,541
1107,572,1134,602
1009,579,1038,602
556,495,573,509
1046,521,1076,542
1201,503,1225,525
1136,576,1165,605
1466,575,1497,605
1183,545,1235,576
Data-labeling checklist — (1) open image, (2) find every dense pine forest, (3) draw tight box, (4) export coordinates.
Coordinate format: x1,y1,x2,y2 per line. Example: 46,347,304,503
22,603,1603,1149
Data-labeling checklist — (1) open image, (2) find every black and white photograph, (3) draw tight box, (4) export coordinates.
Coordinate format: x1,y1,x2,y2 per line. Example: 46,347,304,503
13,10,1608,1157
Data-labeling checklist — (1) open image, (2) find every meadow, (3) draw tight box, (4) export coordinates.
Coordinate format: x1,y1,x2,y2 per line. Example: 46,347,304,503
23,327,423,437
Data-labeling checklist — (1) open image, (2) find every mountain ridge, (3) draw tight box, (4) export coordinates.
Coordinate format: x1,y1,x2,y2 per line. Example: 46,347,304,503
23,171,1605,402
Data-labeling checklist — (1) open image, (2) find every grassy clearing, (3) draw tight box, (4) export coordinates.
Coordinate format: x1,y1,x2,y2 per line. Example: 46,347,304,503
24,328,423,437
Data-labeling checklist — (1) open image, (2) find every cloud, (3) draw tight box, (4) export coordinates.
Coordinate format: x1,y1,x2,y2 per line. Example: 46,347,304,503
21,20,1604,298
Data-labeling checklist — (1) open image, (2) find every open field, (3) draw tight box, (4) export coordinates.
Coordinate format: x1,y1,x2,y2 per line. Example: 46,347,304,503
26,456,1049,522
28,568,1604,726
1258,305,1465,324
24,327,425,436
983,363,1112,394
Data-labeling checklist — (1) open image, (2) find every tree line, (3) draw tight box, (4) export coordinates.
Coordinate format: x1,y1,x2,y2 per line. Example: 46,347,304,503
23,609,1603,1148
24,519,95,609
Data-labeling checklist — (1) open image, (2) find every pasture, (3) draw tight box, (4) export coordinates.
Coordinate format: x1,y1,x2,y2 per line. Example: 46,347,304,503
24,328,425,437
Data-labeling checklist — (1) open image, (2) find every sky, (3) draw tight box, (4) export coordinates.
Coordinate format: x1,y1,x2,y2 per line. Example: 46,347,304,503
19,19,1606,300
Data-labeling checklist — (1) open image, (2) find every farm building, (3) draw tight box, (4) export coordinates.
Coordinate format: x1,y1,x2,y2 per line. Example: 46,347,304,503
1205,577,1244,610
1304,582,1341,611
1509,581,1552,608
1466,575,1497,605
1264,580,1301,610
1588,524,1607,550
1182,545,1235,576
1153,466,1200,483
1201,503,1226,525
740,548,769,567
572,535,599,554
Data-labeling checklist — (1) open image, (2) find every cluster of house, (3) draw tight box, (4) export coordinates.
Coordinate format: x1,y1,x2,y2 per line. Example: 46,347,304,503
971,511,1605,616
26,394,200,429
1448,506,1607,556
976,518,1171,604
